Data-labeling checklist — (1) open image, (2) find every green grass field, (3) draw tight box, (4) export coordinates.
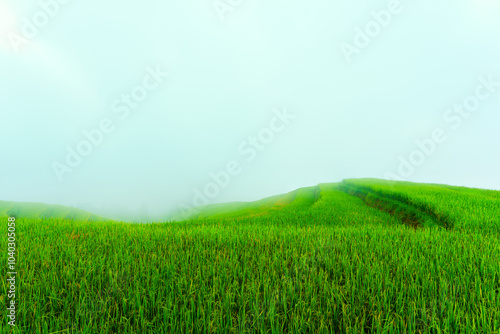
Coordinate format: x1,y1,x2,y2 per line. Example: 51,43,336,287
1,179,499,333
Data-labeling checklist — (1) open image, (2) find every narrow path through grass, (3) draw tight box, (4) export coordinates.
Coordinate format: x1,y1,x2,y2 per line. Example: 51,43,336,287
338,181,452,230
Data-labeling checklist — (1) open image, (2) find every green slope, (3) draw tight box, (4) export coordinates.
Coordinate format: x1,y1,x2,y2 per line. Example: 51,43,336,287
0,201,15,217
172,185,321,221
173,179,500,236
8,179,500,332
0,200,107,222
339,178,500,234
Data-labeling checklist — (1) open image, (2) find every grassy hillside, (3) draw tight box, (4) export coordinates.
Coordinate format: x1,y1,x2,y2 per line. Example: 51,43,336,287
174,179,500,236
1,179,499,333
172,185,321,221
0,200,106,222
339,178,500,235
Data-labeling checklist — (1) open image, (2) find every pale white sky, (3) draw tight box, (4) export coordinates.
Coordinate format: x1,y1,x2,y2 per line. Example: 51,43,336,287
1,0,499,220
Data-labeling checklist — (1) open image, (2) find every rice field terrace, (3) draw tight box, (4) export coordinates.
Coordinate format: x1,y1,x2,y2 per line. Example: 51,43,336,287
1,179,499,333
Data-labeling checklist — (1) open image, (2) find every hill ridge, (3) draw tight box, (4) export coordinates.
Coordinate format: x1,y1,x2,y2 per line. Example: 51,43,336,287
0,200,107,222
171,179,500,236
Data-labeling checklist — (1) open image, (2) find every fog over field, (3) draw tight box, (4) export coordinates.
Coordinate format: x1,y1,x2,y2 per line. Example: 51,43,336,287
1,0,499,221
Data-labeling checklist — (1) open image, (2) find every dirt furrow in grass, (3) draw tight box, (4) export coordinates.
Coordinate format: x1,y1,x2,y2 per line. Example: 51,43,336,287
338,181,452,230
